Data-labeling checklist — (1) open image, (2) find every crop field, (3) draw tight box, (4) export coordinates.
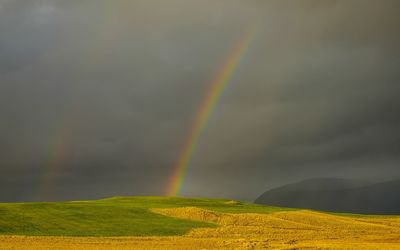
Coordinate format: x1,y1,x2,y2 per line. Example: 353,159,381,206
0,197,399,249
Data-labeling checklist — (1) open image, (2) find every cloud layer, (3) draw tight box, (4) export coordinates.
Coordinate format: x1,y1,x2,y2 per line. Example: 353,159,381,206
1,0,399,201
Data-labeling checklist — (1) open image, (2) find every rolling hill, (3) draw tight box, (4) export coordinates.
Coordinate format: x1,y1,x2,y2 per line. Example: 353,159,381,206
0,196,400,249
255,178,400,214
0,196,292,236
0,196,400,250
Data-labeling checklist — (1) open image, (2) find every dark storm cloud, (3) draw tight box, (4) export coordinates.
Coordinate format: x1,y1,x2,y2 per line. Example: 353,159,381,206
0,0,399,201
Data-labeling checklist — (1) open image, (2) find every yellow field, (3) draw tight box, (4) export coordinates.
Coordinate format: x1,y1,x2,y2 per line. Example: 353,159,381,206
1,207,399,249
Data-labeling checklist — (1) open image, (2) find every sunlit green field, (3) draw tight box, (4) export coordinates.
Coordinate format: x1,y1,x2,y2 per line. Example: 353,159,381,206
0,197,399,249
0,196,293,236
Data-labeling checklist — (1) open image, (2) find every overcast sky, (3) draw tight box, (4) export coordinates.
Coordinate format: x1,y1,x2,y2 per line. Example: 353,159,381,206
1,0,399,202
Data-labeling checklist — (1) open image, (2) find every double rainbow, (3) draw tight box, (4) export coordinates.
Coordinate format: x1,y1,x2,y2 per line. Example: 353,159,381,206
166,29,256,196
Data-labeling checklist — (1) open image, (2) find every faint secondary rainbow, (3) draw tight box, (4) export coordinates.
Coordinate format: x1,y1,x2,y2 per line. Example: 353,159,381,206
166,29,256,196
36,110,77,200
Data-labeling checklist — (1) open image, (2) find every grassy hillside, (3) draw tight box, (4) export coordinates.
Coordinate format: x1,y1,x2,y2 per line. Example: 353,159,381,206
0,196,294,236
1,203,399,250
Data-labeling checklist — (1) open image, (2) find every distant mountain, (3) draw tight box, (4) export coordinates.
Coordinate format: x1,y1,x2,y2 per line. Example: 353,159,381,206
255,178,400,215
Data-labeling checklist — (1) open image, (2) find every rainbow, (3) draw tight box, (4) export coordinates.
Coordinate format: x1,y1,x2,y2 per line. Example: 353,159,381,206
166,29,256,196
36,112,76,200
34,3,127,200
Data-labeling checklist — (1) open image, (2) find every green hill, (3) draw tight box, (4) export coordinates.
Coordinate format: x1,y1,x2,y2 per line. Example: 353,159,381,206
0,196,294,237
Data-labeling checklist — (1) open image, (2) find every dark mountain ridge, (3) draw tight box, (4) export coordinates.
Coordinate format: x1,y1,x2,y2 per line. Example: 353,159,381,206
255,178,400,215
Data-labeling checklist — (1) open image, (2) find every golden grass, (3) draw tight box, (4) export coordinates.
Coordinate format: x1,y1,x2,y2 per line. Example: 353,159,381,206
1,207,399,249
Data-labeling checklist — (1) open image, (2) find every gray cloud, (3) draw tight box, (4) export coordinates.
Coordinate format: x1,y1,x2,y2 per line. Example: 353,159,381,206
0,0,399,202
